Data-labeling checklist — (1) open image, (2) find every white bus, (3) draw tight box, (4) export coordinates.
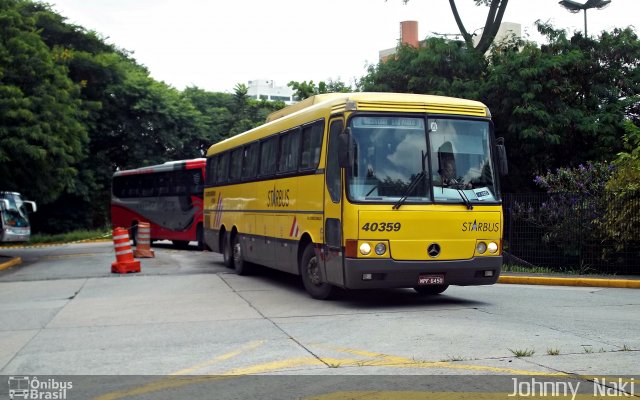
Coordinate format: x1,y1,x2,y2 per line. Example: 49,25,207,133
0,192,37,242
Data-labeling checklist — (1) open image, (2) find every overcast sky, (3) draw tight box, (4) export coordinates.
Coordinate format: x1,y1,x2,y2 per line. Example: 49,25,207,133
44,0,638,93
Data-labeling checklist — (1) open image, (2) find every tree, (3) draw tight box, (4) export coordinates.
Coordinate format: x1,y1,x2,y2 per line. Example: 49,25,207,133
483,23,640,191
359,38,486,98
0,0,87,204
397,0,509,54
288,78,352,100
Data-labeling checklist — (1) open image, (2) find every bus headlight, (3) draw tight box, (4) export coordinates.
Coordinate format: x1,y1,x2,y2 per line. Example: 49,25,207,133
359,242,371,255
476,241,487,254
488,242,499,254
374,242,387,255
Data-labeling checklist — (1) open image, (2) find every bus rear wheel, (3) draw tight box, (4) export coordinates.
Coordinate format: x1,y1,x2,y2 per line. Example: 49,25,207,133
300,244,334,300
232,235,252,275
222,232,233,268
413,285,449,295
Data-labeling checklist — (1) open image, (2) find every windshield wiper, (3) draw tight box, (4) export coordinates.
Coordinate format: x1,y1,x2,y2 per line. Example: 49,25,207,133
393,150,429,210
392,171,425,210
457,189,474,210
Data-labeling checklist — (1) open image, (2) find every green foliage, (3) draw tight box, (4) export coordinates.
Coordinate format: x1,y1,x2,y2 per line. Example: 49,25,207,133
1,0,285,233
602,122,640,249
360,22,640,193
360,39,486,99
287,78,352,100
486,23,640,191
0,0,88,203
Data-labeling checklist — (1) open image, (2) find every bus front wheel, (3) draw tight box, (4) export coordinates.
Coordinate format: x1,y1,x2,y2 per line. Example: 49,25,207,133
300,244,334,300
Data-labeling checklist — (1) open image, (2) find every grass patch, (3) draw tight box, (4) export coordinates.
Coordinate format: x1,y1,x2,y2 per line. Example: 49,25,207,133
509,348,535,358
502,263,610,276
546,348,561,356
23,228,110,245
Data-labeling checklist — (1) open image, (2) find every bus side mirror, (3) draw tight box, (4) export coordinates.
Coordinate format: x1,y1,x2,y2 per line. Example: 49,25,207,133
338,128,351,168
24,201,37,213
495,137,508,176
0,199,8,211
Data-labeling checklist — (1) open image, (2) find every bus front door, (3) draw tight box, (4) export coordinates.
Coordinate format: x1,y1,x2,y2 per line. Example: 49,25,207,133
323,118,345,286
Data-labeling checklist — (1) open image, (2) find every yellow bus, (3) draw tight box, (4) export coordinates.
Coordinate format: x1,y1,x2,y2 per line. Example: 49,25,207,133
203,93,508,299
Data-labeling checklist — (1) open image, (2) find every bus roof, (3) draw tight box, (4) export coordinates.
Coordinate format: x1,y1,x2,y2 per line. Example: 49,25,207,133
113,158,206,177
206,92,489,157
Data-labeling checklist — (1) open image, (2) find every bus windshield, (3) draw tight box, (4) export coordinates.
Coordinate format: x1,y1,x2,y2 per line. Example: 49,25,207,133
1,193,30,228
347,116,498,204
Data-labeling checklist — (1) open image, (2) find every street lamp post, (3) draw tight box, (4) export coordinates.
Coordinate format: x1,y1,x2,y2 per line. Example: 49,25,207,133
558,0,612,37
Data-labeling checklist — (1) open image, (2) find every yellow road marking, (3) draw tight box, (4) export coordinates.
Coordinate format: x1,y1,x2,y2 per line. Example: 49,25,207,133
170,340,265,375
43,253,106,260
305,392,617,400
93,340,265,400
93,342,592,400
313,344,567,376
0,256,21,271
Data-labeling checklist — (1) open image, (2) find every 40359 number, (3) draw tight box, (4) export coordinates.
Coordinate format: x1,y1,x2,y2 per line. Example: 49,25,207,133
361,222,401,232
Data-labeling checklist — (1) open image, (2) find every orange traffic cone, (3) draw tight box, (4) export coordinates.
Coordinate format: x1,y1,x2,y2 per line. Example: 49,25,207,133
111,227,141,274
133,222,155,258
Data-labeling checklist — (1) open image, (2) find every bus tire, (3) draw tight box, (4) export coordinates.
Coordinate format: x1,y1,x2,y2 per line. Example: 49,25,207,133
300,244,334,300
130,221,138,247
222,232,233,268
413,285,449,295
196,224,205,251
232,235,252,275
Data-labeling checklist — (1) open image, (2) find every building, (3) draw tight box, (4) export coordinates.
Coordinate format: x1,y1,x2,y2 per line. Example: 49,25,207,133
379,21,420,62
472,21,522,51
246,79,295,104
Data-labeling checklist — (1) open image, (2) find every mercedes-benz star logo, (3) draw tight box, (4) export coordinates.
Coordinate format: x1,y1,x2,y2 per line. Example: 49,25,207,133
427,243,441,258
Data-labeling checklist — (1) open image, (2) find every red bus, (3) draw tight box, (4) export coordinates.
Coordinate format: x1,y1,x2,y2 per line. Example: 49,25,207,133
111,159,206,249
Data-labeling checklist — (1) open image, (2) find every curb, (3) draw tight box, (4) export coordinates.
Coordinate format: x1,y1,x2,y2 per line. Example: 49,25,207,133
498,275,640,289
0,256,22,271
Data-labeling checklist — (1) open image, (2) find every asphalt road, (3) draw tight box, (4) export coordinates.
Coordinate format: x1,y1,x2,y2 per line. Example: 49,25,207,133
0,242,638,399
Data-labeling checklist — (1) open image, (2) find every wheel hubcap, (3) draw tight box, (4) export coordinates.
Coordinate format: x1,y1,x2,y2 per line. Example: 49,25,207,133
233,242,241,263
307,256,321,286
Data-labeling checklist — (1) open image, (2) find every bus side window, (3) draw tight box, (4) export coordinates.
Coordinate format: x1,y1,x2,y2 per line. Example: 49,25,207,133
300,120,324,170
206,156,217,185
242,142,259,179
278,129,300,173
157,172,169,196
229,148,243,181
217,152,230,183
259,137,277,176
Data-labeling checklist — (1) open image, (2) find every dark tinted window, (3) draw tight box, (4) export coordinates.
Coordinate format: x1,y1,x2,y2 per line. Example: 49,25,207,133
326,120,343,203
216,152,229,183
113,168,204,198
300,121,324,170
205,157,217,186
229,148,243,181
259,137,278,176
242,143,260,179
277,129,300,173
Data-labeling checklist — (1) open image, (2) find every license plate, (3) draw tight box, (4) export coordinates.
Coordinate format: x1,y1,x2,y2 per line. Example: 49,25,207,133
418,274,445,285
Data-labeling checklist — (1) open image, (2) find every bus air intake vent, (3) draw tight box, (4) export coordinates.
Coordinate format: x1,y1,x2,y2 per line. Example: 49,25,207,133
355,101,487,117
